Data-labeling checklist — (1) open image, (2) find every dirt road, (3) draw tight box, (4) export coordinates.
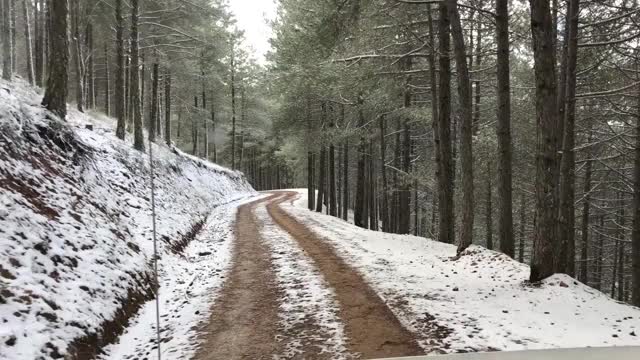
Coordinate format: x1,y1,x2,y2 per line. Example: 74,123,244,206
194,192,423,359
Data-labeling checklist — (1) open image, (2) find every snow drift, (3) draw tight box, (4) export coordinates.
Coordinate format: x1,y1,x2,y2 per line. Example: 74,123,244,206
0,79,255,359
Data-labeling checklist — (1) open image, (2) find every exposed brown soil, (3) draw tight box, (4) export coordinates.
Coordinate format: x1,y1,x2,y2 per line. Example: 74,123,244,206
266,191,424,359
193,194,284,360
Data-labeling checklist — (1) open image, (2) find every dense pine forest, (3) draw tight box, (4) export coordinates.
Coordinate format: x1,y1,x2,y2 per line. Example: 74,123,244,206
1,0,639,320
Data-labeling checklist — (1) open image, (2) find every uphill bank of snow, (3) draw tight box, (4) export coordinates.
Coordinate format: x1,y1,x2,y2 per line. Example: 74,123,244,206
0,80,256,359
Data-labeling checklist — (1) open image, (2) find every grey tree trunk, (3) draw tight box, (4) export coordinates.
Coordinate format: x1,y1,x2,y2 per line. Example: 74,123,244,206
496,0,514,258
72,0,84,112
437,2,455,244
486,162,493,250
528,0,560,282
130,0,144,152
447,0,474,254
632,80,640,306
380,115,389,232
2,0,13,80
342,105,349,221
22,0,34,85
231,49,237,169
518,193,526,263
41,0,68,119
104,44,111,117
558,0,580,276
148,62,158,143
165,70,171,145
579,129,593,283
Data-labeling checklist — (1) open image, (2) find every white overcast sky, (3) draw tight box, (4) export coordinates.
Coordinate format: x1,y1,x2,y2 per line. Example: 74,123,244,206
228,0,278,64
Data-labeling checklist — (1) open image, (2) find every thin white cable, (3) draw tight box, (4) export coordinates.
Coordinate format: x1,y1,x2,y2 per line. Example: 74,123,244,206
149,141,162,360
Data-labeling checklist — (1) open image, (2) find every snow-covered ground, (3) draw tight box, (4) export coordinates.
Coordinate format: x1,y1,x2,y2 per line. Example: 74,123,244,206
0,79,256,359
284,189,640,354
255,201,349,359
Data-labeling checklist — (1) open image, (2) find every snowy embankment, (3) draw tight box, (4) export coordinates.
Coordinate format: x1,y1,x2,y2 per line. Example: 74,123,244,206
283,189,640,354
0,79,256,359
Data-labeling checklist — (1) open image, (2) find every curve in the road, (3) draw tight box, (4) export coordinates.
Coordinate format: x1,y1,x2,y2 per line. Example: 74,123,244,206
266,191,424,359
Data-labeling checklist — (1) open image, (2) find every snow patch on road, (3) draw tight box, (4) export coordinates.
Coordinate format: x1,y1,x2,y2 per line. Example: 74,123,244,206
254,202,350,359
283,189,640,354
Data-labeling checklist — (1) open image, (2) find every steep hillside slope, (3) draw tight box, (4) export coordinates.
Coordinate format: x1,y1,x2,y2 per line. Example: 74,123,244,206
0,80,256,359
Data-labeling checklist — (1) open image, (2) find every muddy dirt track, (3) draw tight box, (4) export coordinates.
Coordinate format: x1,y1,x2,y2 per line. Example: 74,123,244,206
194,192,423,360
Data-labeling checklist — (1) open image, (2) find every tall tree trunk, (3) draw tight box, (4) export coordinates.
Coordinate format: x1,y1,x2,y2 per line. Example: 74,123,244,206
427,3,440,240
230,48,237,169
342,104,349,221
473,2,482,134
380,115,389,232
165,70,171,145
2,0,13,80
447,0,474,254
486,162,493,250
329,104,337,216
34,0,43,86
633,77,640,306
131,0,144,152
148,61,158,143
86,22,95,109
596,215,604,291
496,0,514,258
41,0,68,119
355,95,367,228
22,0,35,85
368,139,376,229
104,44,111,117
192,96,198,155
437,2,454,244
72,0,85,112
558,0,580,276
518,192,526,263
529,0,559,282
202,85,208,159
316,147,326,213
580,129,593,283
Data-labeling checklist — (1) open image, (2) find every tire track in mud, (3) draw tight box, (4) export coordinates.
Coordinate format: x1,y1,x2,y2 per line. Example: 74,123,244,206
193,194,283,360
266,191,424,359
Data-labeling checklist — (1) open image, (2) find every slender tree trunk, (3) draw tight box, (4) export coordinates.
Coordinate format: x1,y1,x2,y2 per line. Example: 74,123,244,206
380,115,389,232
437,2,454,244
368,139,376,229
316,147,326,213
342,104,349,221
130,0,144,151
72,0,85,112
596,215,604,291
165,70,171,145
529,0,559,282
486,162,493,250
104,44,111,117
447,0,474,254
496,0,515,258
34,0,43,86
86,22,95,109
329,104,337,216
114,0,125,139
2,0,13,80
519,193,526,263
473,2,482,134
192,96,198,155
41,0,68,119
22,0,34,85
580,129,593,283
427,3,440,240
231,49,237,169
355,95,367,228
633,77,640,306
558,0,580,276
148,62,158,143
10,0,15,73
